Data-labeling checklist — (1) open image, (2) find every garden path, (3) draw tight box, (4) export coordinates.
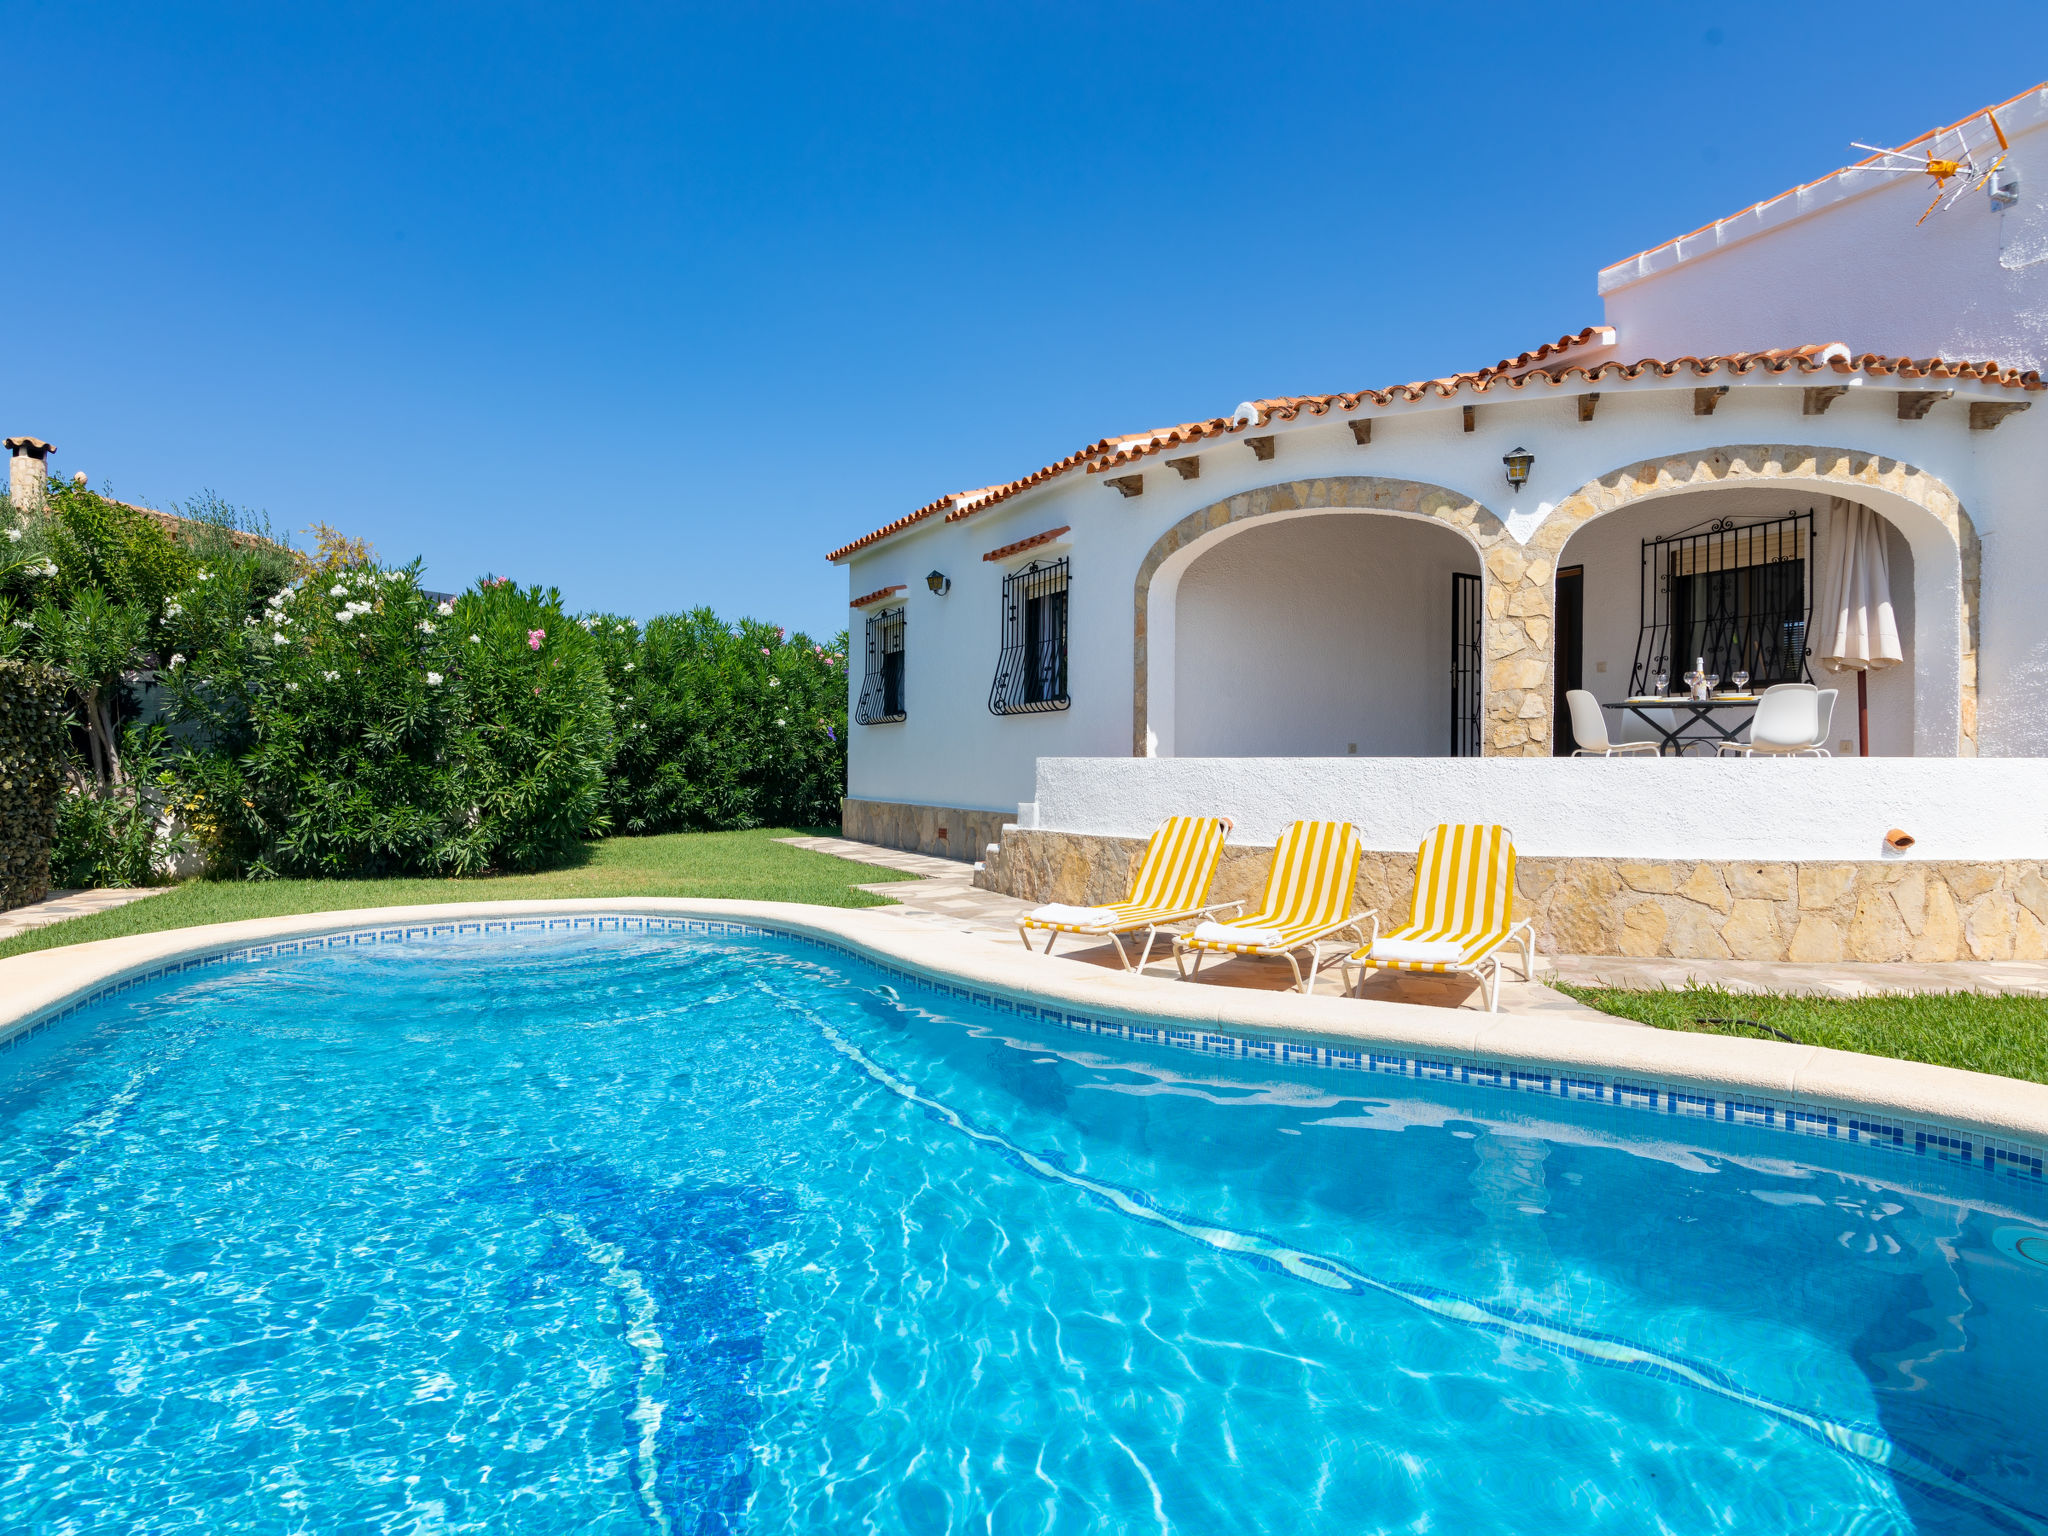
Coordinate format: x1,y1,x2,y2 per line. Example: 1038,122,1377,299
0,887,167,942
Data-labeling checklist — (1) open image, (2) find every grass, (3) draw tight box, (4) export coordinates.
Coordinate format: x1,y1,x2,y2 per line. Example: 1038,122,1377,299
0,828,920,962
1557,983,2048,1086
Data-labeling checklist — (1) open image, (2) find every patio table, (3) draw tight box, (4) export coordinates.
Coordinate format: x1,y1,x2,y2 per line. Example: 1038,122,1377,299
1603,695,1762,756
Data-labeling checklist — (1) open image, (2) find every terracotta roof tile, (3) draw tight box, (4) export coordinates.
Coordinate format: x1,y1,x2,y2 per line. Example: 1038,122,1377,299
825,331,2042,561
849,584,906,608
982,526,1070,562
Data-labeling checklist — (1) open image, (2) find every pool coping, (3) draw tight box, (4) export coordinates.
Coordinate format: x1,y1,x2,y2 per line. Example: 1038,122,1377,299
2,897,2046,1170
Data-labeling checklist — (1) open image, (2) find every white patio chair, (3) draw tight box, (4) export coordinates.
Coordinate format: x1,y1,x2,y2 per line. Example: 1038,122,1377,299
1715,683,1821,757
1808,688,1838,756
1566,689,1658,757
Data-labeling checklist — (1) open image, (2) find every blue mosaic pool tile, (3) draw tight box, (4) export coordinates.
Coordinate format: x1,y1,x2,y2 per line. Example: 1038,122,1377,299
4,911,2043,1182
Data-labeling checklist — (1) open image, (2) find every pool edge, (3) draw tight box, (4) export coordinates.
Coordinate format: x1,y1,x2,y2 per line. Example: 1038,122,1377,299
2,896,2045,1157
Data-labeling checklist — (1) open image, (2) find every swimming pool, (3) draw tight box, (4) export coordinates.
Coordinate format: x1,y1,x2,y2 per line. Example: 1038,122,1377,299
2,921,2044,1533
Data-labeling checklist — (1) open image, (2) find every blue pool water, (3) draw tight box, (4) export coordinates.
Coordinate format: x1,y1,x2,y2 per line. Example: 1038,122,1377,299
2,926,2045,1534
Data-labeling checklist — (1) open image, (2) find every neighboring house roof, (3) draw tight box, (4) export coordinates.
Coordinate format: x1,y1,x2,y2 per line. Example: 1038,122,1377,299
824,331,2041,562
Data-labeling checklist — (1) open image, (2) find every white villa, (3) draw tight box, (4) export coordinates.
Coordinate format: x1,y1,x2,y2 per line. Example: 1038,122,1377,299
828,85,2048,965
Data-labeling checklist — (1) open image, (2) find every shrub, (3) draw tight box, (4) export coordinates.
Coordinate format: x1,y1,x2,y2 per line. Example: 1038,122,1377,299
162,566,611,877
590,609,847,834
49,728,190,888
0,658,69,909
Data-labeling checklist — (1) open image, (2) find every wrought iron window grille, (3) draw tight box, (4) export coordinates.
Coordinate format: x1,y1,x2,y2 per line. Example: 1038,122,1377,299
855,605,907,724
989,558,1070,715
1630,511,1815,695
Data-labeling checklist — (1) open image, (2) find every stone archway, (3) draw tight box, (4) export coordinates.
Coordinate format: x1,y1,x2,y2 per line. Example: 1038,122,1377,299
1525,445,1980,756
1129,448,1980,758
1130,475,1513,756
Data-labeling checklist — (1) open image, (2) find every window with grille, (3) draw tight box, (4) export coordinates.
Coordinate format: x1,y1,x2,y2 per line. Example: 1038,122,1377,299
1630,513,1814,694
989,558,1069,715
855,605,906,724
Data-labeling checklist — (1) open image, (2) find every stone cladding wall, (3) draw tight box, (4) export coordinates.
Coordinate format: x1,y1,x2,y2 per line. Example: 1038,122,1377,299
841,797,1012,864
976,826,2048,962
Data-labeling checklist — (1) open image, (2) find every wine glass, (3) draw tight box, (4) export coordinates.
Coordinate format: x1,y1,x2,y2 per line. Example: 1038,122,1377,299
1732,669,1750,694
1682,668,1701,698
1705,672,1721,695
1653,670,1668,697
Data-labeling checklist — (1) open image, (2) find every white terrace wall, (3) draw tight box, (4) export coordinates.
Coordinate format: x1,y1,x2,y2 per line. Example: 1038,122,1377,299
976,757,2048,962
1021,756,2048,862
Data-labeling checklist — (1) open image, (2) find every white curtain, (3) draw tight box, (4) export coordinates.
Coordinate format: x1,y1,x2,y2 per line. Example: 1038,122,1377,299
1814,498,1904,673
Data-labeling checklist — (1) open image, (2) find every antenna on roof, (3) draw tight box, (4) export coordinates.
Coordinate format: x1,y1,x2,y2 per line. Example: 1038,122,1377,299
1841,110,2015,224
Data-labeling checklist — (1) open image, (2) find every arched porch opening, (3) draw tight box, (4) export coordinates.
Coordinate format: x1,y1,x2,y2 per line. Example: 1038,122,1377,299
1533,446,1975,757
1555,486,1925,756
1158,510,1483,757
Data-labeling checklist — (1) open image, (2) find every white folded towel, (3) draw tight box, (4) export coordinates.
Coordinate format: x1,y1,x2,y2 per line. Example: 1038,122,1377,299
1370,937,1469,965
1028,903,1123,927
1189,921,1291,948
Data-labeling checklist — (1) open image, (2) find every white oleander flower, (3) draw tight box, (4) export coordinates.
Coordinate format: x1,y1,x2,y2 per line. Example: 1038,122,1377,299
272,631,287,645
438,601,454,616
4,528,20,542
775,717,786,726
285,681,299,691
468,634,480,644
12,617,32,630
164,601,182,618
322,669,340,681
244,615,258,627
35,560,56,578
168,652,186,667
624,661,635,672
329,584,347,597
196,569,212,581
417,620,436,634
426,671,443,686
768,676,779,687
336,611,353,624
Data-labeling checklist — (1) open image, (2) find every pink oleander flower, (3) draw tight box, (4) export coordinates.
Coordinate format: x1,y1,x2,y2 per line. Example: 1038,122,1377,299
528,629,545,650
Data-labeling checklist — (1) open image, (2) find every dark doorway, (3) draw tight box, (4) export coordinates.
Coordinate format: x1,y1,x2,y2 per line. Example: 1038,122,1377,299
1451,570,1481,757
1552,565,1583,756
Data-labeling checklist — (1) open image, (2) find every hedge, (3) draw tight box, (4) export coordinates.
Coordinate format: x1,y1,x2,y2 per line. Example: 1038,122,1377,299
0,659,70,910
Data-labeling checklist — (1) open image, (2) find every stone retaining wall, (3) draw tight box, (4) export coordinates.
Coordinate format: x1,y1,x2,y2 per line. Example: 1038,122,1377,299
976,826,2048,962
841,797,1012,864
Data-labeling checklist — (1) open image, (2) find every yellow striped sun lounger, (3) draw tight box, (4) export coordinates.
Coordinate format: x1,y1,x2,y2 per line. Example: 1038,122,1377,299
1017,815,1237,970
1172,820,1372,994
1339,823,1534,1013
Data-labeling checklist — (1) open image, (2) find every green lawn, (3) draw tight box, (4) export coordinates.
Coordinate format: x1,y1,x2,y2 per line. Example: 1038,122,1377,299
0,829,918,962
1558,984,2048,1086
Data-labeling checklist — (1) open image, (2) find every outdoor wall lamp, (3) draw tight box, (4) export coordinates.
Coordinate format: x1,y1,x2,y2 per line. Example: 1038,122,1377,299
1502,446,1535,493
926,570,951,596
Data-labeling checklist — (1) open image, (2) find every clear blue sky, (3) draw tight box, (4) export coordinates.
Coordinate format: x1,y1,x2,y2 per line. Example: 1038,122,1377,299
9,3,2047,637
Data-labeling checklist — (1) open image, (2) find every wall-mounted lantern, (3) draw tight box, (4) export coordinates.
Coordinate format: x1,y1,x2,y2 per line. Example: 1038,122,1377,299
1502,446,1535,494
926,570,951,596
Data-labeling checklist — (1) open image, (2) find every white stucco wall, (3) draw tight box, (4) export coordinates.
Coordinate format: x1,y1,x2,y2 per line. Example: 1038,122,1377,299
1026,755,2048,862
1600,88,2048,370
1170,512,1478,757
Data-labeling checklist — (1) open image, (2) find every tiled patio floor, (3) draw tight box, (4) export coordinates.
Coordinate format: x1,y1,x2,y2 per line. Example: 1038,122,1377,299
780,835,1609,1019
0,886,168,942
785,835,2048,1009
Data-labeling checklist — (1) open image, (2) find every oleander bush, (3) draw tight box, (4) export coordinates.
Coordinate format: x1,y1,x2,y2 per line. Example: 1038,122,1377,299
0,658,69,909
7,477,849,887
588,608,848,834
163,568,612,877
